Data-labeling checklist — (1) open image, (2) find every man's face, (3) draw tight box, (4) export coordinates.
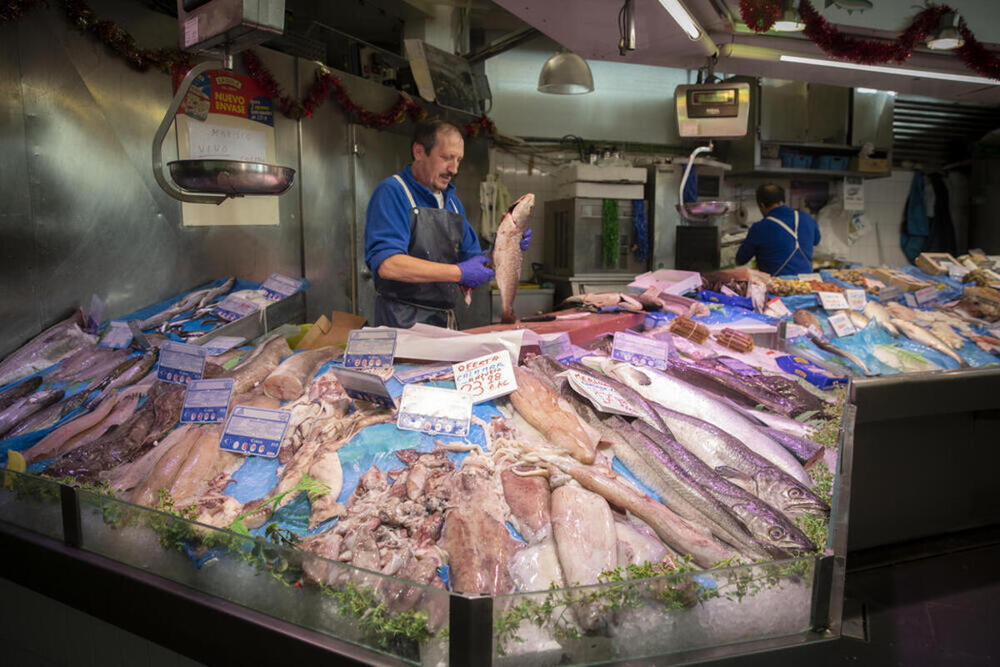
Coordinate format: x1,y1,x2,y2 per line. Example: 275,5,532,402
412,129,464,194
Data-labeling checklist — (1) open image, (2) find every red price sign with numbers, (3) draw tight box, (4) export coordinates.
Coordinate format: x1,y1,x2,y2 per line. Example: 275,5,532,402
452,351,518,403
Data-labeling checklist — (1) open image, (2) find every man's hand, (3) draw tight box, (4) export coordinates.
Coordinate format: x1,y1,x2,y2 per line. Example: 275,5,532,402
457,255,495,288
519,228,532,251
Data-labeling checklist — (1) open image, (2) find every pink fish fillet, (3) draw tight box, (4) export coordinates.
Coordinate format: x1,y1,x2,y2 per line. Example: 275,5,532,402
492,194,535,324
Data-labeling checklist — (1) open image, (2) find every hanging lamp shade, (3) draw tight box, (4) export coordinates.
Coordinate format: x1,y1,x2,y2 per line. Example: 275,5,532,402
926,11,964,50
537,51,594,94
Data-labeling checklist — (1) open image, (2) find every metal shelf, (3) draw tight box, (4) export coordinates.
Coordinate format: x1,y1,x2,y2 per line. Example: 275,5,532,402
730,167,891,179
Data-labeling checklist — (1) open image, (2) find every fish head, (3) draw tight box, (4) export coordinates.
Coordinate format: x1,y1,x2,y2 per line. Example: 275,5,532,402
754,469,830,517
733,501,816,554
603,360,651,387
507,194,535,229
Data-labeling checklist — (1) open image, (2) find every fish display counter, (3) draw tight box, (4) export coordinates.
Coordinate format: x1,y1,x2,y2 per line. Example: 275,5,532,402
0,314,856,665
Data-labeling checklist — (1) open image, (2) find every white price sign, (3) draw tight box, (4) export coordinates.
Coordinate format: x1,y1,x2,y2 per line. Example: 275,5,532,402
765,297,791,319
798,273,822,282
915,286,939,305
845,289,867,311
827,312,858,338
818,291,850,311
564,370,639,417
453,351,518,403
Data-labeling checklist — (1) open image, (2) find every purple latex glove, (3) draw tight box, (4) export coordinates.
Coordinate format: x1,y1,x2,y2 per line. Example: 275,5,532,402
457,255,495,288
519,228,533,251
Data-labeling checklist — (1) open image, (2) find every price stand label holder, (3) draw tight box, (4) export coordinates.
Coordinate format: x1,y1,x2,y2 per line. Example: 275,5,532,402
611,331,671,370
330,367,395,408
397,384,472,436
220,406,292,458
157,341,207,384
344,329,397,369
261,273,305,300
181,378,234,423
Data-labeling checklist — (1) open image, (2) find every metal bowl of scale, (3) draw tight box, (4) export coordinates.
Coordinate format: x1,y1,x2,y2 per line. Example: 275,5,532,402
680,201,732,217
168,160,296,196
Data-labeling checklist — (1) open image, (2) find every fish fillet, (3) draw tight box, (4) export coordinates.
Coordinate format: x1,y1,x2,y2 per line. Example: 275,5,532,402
262,346,343,401
508,365,599,464
107,424,194,493
307,446,344,528
224,334,292,394
130,426,203,507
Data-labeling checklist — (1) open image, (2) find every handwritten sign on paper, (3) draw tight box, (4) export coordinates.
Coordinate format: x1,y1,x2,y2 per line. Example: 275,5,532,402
453,351,517,403
188,122,267,162
564,370,639,417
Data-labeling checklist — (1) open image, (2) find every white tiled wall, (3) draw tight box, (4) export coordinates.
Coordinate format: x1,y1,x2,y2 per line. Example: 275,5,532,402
848,170,913,267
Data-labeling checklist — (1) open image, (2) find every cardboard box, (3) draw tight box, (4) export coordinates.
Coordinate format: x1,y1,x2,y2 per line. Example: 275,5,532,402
867,267,931,292
855,157,890,173
294,311,365,350
556,164,647,185
916,252,962,275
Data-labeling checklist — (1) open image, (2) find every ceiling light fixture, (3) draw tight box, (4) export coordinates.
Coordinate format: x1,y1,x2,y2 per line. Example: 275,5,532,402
772,0,805,32
926,10,965,51
780,55,1000,86
538,51,595,94
656,0,702,40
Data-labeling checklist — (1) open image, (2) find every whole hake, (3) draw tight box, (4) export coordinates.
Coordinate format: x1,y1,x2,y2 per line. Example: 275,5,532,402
493,194,535,324
138,278,235,330
600,359,813,487
0,388,65,438
892,318,969,367
649,405,829,519
0,310,96,387
0,376,43,412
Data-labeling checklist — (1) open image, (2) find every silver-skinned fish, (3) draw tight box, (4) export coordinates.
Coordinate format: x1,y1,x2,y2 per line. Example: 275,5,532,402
892,318,969,367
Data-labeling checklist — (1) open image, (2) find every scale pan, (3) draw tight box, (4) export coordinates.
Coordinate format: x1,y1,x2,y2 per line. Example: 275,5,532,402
682,201,731,216
168,160,295,196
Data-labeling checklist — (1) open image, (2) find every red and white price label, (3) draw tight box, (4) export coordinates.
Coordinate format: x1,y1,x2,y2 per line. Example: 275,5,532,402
453,351,518,403
564,370,640,417
915,286,939,306
765,297,791,319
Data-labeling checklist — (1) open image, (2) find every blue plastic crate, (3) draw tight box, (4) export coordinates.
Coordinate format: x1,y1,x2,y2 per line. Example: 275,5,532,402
816,155,849,171
793,154,814,169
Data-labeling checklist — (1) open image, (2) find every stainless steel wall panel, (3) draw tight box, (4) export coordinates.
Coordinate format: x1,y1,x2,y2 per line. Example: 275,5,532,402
299,67,354,321
0,1,303,358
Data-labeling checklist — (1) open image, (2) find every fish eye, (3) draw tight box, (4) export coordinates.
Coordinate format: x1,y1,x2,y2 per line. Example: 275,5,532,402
768,527,785,540
788,487,803,498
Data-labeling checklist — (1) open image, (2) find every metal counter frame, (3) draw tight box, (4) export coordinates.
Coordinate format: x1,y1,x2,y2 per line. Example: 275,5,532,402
848,365,1000,552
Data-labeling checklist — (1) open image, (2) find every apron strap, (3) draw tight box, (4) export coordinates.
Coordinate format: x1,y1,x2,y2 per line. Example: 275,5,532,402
448,198,460,214
393,174,418,209
766,211,811,276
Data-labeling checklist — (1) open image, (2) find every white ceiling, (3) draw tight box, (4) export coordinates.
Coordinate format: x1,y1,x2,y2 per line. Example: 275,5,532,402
489,0,1000,104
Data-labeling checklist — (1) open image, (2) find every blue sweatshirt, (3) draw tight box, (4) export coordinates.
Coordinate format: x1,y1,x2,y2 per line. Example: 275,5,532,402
364,164,482,275
735,205,821,276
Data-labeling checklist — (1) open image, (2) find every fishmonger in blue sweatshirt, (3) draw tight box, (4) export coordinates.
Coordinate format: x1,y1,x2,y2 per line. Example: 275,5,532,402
736,183,821,276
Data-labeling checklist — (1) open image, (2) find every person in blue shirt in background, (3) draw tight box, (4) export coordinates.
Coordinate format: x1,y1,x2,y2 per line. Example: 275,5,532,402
364,119,530,328
736,183,821,276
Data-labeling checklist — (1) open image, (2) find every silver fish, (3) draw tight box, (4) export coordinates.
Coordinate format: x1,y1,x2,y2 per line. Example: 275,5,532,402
138,278,235,330
807,331,873,376
0,388,65,438
632,420,816,555
863,301,899,336
721,397,817,438
0,311,96,387
839,309,870,331
599,359,813,487
493,194,535,324
7,390,90,437
0,376,43,412
650,405,829,519
892,318,969,368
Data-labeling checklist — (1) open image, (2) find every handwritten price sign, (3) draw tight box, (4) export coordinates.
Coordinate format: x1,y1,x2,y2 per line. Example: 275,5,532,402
565,370,640,417
452,351,517,403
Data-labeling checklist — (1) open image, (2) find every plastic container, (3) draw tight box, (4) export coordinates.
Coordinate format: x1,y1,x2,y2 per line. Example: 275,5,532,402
793,154,814,169
816,155,849,171
779,150,797,168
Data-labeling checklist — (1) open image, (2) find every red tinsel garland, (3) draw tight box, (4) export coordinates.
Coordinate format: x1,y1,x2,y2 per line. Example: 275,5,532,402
738,0,1000,82
799,0,947,65
739,0,782,33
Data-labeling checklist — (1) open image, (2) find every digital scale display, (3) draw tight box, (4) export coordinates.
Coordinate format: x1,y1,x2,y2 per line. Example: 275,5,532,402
686,87,740,118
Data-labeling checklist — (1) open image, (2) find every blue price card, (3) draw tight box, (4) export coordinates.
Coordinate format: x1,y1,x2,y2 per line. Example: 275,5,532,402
611,331,670,370
261,273,305,300
100,321,133,349
344,329,397,369
394,362,453,384
330,367,395,408
157,340,207,385
211,295,258,322
876,285,900,302
219,405,292,458
397,384,472,436
180,378,234,423
200,335,246,357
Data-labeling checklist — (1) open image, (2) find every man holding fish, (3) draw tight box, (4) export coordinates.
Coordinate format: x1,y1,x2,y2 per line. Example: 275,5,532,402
364,120,532,328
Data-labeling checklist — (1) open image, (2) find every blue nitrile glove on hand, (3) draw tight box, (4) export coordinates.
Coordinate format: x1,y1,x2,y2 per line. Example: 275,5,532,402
457,255,495,288
520,228,533,251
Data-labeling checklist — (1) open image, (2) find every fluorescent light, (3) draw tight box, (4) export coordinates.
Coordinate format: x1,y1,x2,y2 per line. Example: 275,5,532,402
856,87,879,94
657,0,702,40
773,19,805,31
779,55,1000,86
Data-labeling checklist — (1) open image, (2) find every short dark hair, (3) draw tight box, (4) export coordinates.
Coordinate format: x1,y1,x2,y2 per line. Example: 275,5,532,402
412,120,462,155
756,183,785,209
